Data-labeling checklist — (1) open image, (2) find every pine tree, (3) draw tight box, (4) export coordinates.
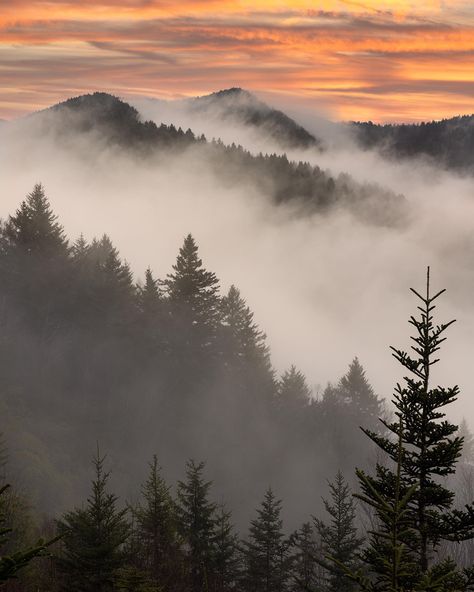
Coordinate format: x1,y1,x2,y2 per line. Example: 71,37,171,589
242,488,289,592
212,505,240,592
56,450,130,592
176,460,217,592
314,471,363,592
134,455,177,588
362,269,474,579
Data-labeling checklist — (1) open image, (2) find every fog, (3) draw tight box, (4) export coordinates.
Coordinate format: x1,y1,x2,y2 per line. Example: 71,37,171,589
2,95,474,427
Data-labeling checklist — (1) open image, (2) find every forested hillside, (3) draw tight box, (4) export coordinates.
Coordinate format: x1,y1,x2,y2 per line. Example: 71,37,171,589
351,115,474,174
24,92,405,226
0,184,385,524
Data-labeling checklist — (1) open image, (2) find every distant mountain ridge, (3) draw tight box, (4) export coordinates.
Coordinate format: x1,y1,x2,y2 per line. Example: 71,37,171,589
13,91,405,227
350,115,474,174
187,87,321,151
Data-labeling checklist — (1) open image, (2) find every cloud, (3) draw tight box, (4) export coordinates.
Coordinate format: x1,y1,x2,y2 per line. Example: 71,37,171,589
0,2,473,121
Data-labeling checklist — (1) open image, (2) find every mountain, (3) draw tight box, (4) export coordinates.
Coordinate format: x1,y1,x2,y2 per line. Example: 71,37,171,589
351,115,474,174
188,87,321,151
21,92,404,226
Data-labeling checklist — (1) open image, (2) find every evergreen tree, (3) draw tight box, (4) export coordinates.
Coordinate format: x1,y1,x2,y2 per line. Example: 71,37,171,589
134,455,177,588
338,358,383,429
176,460,217,592
242,488,289,592
166,234,220,351
137,268,162,317
290,522,321,592
212,505,240,592
4,183,68,258
362,269,474,579
314,471,363,592
278,365,311,412
56,450,130,592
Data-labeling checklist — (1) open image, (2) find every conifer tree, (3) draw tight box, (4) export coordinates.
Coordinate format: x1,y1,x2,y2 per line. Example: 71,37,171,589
278,365,311,411
338,358,383,428
56,450,130,592
212,505,240,592
290,522,321,592
134,455,177,588
176,460,217,592
362,269,474,578
4,183,68,258
137,269,162,316
242,488,289,592
314,471,363,592
166,234,220,349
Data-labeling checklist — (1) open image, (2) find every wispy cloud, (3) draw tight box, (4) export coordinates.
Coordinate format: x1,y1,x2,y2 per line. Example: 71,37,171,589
1,1,473,121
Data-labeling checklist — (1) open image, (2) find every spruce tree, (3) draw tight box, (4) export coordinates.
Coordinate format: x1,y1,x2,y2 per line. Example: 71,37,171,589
212,505,240,592
176,459,217,592
137,269,162,317
134,455,177,588
290,522,321,592
314,471,363,592
242,488,289,592
166,234,220,351
278,365,311,412
362,269,474,577
4,183,68,258
56,450,130,592
338,358,383,429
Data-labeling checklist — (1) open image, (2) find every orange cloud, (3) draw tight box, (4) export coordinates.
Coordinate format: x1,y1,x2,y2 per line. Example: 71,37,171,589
0,1,473,121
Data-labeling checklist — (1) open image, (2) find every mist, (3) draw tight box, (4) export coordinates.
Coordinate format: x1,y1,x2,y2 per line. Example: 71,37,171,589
2,95,473,417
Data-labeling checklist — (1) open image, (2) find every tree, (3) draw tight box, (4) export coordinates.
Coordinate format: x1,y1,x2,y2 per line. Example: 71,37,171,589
290,522,322,592
277,365,311,412
4,183,68,258
242,488,289,592
314,471,363,592
338,358,383,429
212,505,240,592
56,450,130,592
166,234,220,352
134,455,177,588
363,269,474,574
137,269,162,317
176,460,217,592
349,269,474,590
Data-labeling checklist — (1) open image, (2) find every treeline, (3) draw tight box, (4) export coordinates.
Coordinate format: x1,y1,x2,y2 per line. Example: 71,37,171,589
0,184,384,522
351,115,474,174
35,92,404,225
1,445,362,592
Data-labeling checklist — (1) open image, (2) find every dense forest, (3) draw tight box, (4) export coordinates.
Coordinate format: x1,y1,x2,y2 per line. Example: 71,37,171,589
2,185,474,591
351,115,474,174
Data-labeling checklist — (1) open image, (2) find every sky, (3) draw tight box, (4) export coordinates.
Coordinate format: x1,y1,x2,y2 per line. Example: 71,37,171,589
0,1,473,122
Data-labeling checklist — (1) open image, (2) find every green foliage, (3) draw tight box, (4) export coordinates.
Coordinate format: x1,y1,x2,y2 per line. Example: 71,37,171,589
0,484,53,584
314,471,363,592
176,460,217,592
212,505,240,592
56,450,130,592
289,521,322,592
134,455,177,587
242,488,289,592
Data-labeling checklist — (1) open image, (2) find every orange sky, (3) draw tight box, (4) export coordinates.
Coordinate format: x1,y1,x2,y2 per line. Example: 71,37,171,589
1,0,473,122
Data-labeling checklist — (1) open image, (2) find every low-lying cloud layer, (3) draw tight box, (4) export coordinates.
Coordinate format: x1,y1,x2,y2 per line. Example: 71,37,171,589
1,95,474,427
